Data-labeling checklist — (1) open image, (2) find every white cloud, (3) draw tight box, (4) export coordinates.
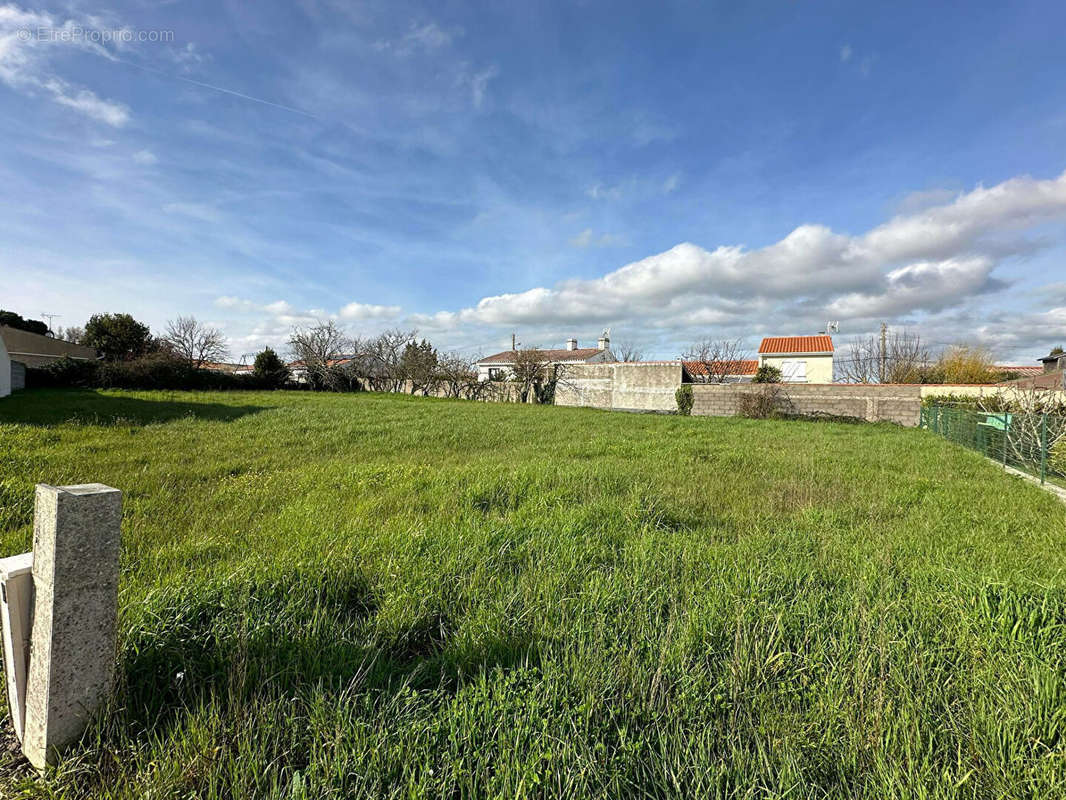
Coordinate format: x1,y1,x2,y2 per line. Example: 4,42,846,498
132,148,157,165
469,64,498,109
0,4,130,125
840,44,852,62
662,173,681,194
826,257,997,318
339,301,402,320
374,21,459,56
586,182,623,201
570,228,626,248
416,169,1066,340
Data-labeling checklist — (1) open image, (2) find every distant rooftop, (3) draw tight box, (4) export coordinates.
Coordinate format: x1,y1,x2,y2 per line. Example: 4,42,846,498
758,335,834,355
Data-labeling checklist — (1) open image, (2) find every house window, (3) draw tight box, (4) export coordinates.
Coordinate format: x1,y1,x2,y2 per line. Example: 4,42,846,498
781,360,807,382
488,367,505,381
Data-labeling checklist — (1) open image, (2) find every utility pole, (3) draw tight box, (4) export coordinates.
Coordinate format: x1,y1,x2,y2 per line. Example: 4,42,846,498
879,322,887,383
511,332,516,351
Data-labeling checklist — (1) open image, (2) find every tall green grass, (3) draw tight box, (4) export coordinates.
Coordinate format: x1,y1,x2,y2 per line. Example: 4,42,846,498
0,389,1064,798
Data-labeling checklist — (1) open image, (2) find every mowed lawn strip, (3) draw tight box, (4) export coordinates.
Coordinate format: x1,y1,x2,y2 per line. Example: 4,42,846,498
0,389,1064,799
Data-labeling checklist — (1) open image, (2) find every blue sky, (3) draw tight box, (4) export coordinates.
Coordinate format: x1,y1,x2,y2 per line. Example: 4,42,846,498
1,0,1065,363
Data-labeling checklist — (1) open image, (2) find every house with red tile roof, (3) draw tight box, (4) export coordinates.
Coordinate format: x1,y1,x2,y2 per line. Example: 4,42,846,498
757,335,834,383
681,359,758,383
476,332,616,381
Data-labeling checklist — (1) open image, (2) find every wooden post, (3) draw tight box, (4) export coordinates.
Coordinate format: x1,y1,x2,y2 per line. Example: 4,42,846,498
21,484,122,771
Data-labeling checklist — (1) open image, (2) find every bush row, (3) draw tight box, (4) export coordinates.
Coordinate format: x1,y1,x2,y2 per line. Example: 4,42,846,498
27,355,289,392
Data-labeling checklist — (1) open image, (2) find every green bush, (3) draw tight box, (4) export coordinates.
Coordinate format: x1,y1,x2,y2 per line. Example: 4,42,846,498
28,353,284,391
1050,438,1066,476
752,364,782,384
675,385,693,415
253,348,290,388
27,356,100,388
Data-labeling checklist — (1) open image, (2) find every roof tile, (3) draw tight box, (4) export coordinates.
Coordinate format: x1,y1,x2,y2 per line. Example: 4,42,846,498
758,335,834,354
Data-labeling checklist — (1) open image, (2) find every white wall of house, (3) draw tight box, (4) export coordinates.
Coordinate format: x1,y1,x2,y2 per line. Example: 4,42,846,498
759,353,834,383
477,364,511,382
0,335,11,398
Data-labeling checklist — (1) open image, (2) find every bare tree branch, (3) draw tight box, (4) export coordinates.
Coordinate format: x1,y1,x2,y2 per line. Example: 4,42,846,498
165,315,228,369
682,338,748,384
288,321,355,391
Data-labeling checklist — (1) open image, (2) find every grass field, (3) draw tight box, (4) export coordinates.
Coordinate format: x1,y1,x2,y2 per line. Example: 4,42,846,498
1,389,1065,799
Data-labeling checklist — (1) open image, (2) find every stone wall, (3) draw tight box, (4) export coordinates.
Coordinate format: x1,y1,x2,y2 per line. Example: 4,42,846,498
691,383,923,426
556,363,925,425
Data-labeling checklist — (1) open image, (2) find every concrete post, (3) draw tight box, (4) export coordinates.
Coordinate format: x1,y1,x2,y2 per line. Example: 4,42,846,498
0,551,33,742
22,484,122,770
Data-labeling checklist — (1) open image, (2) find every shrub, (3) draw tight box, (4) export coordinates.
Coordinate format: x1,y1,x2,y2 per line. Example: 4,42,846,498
28,353,283,391
27,356,100,388
253,348,290,388
675,385,693,416
752,364,782,384
1050,437,1066,476
738,385,789,419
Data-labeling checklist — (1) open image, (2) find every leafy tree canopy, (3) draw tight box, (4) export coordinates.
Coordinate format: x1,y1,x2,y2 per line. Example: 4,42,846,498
0,310,49,336
83,313,154,361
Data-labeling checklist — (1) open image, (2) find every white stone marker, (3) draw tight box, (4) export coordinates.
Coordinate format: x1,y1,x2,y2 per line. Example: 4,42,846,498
22,484,122,770
0,551,33,742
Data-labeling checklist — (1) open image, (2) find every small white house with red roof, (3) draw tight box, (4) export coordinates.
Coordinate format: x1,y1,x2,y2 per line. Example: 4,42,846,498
757,335,834,383
476,332,616,381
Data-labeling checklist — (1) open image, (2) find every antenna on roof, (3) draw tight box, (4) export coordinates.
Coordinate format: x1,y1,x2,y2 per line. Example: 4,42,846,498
826,321,839,333
41,312,60,335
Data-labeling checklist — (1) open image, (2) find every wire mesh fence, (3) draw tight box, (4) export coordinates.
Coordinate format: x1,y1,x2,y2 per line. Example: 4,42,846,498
921,404,1066,486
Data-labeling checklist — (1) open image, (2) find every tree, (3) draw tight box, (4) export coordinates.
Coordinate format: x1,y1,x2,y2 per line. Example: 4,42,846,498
358,329,416,392
614,341,644,362
165,316,228,369
683,338,748,383
511,347,549,402
55,325,84,344
0,310,49,336
837,328,930,383
253,347,290,387
752,364,782,383
288,321,354,391
401,338,438,395
934,346,996,384
83,313,154,361
436,352,479,399
884,330,930,383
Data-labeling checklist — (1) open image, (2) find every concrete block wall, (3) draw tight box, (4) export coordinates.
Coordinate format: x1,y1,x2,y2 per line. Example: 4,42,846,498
558,363,923,425
691,383,923,426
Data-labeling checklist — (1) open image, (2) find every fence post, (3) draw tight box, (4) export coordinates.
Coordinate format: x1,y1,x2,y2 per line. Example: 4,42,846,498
21,484,122,771
1041,413,1048,485
1002,413,1009,468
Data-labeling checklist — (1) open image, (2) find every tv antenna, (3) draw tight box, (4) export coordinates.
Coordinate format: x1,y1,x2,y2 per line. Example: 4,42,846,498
41,312,60,334
826,321,839,333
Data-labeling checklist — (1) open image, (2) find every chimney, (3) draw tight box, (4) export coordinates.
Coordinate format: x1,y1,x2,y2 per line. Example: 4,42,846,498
597,330,610,351
566,337,578,351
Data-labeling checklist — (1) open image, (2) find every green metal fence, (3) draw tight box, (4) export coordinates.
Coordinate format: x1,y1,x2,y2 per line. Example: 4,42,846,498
920,404,1066,486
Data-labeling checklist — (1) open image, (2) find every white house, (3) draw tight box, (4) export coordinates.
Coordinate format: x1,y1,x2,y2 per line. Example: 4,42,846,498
476,333,616,381
757,335,834,383
0,333,11,398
